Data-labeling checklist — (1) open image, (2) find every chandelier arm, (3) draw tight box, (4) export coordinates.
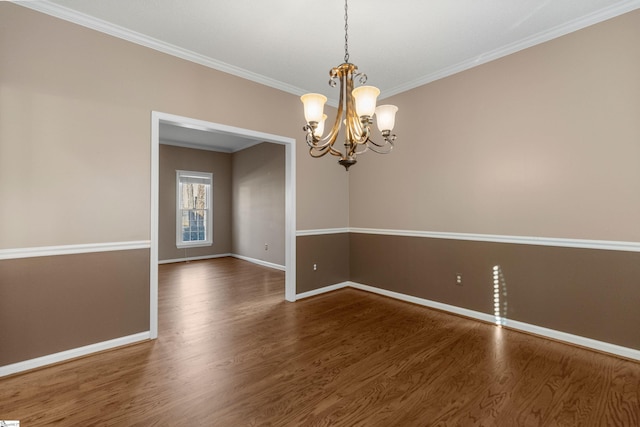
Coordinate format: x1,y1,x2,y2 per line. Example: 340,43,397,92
344,76,371,147
366,137,395,154
305,133,345,159
347,115,372,146
308,147,325,158
307,139,345,158
367,144,394,154
323,99,345,152
367,137,388,148
307,142,344,159
354,72,368,85
304,125,339,151
309,146,332,158
353,144,369,156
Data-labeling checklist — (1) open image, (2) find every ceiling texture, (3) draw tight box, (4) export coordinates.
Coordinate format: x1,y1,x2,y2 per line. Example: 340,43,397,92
14,0,640,150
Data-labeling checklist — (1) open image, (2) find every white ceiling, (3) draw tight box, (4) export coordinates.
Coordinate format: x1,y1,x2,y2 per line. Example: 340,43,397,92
159,122,262,153
15,0,640,150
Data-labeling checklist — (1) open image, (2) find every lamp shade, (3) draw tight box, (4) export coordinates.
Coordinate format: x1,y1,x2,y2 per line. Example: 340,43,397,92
375,104,398,132
314,114,328,138
301,93,327,123
352,86,380,117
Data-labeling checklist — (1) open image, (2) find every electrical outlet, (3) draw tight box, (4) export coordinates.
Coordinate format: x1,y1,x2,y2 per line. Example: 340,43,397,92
313,263,317,271
456,273,463,285
264,243,268,250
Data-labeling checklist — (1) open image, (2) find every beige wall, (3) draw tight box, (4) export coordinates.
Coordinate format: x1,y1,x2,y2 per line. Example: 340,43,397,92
296,103,351,231
0,2,349,252
0,3,348,367
349,10,640,242
232,143,286,266
159,144,232,261
160,143,286,265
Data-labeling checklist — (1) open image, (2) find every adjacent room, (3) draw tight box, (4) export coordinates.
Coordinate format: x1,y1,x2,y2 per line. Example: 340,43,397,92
1,0,639,424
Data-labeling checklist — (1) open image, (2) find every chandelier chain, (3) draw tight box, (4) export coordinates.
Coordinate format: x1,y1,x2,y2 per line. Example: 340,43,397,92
344,0,349,63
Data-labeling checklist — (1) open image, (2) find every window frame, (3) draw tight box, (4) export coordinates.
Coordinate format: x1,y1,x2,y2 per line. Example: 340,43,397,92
175,170,213,248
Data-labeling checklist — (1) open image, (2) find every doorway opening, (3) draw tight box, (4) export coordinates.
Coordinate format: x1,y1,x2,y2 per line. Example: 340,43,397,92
150,111,296,338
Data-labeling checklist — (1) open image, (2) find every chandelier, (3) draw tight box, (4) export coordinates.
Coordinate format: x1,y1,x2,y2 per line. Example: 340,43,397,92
301,0,398,170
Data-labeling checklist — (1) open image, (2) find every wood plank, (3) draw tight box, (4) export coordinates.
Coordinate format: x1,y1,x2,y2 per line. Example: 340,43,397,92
1,257,639,425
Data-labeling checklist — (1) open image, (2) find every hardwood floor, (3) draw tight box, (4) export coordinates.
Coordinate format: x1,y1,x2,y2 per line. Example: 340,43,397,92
1,257,639,425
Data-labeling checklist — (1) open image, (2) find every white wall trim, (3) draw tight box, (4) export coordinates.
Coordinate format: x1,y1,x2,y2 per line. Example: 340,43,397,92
381,0,640,100
348,282,497,324
14,1,307,99
0,332,150,378
344,281,640,362
150,113,160,339
14,1,640,103
231,254,286,271
349,228,640,252
0,241,151,260
296,227,640,252
503,318,640,362
296,228,350,237
296,282,350,300
158,253,232,265
284,128,297,302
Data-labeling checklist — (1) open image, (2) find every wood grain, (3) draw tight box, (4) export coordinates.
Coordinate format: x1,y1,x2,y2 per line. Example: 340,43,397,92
1,257,639,425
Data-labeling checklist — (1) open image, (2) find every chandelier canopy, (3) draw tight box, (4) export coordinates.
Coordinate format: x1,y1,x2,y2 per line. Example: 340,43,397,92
301,0,398,170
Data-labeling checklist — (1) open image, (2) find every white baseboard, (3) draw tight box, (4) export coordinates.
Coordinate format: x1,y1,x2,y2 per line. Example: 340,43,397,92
504,318,640,361
0,331,150,377
158,253,231,264
296,282,350,300
231,254,286,271
158,253,285,270
304,281,640,362
348,282,498,324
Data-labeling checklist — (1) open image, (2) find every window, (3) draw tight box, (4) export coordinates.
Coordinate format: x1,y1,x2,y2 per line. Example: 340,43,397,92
176,170,213,248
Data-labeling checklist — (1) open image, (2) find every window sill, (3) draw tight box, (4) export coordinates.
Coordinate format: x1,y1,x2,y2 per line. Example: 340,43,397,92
176,241,213,249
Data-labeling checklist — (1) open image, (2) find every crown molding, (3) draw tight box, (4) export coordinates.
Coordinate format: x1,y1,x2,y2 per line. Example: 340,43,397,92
12,0,308,98
13,0,640,102
380,0,640,99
